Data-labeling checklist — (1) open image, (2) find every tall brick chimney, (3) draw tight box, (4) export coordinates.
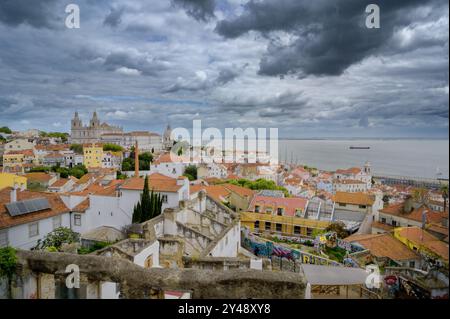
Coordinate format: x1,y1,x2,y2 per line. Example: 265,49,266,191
134,140,139,177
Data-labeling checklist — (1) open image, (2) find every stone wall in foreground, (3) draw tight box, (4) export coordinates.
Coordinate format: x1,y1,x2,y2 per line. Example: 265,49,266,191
6,250,306,299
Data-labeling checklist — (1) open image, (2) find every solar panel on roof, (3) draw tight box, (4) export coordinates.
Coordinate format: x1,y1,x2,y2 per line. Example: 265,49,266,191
6,198,51,217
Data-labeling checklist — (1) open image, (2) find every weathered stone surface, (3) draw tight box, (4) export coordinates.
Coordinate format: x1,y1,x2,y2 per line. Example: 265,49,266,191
16,250,305,299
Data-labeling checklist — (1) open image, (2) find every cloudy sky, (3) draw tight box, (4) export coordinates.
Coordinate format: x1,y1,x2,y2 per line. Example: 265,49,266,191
0,0,448,138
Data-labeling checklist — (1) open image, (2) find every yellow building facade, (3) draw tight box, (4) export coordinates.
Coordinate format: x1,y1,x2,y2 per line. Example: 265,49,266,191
83,144,104,168
2,153,25,171
240,211,331,237
0,173,27,190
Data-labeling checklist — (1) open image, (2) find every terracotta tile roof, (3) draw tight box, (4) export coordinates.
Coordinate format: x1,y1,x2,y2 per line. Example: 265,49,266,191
345,233,419,261
223,184,256,198
5,150,34,156
380,203,444,224
72,198,90,212
44,152,64,159
153,153,187,165
0,188,69,230
335,167,361,175
35,144,70,151
77,173,95,185
285,176,302,185
249,195,308,217
49,178,70,188
83,143,103,148
371,221,394,232
334,179,366,185
426,223,449,237
396,227,449,261
25,173,54,183
121,173,182,193
68,180,122,197
333,192,375,206
190,183,255,202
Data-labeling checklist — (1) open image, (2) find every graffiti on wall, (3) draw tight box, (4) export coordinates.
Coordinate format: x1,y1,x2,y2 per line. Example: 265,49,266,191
242,229,341,267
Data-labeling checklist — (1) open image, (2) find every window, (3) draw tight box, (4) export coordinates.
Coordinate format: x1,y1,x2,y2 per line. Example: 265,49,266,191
74,214,82,226
392,220,397,227
53,216,62,229
339,203,346,207
277,208,284,216
295,209,302,217
0,229,8,247
306,228,313,237
265,222,271,231
409,261,415,268
276,223,282,232
29,222,39,238
265,208,273,214
294,226,301,235
254,221,260,230
254,205,261,213
381,217,386,224
359,205,367,209
162,195,168,203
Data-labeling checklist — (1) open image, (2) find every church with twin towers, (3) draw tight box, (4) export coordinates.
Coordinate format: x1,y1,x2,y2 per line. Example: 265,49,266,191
69,111,123,144
69,112,173,152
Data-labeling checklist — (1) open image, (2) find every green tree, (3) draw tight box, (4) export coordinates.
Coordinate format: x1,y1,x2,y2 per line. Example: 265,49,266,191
0,126,12,134
0,247,17,298
140,176,152,221
70,144,83,154
33,227,80,251
103,143,124,152
227,178,290,197
29,166,51,173
441,184,448,212
131,176,163,223
122,158,134,171
132,202,142,224
41,132,69,142
184,165,198,181
325,222,349,239
412,188,430,206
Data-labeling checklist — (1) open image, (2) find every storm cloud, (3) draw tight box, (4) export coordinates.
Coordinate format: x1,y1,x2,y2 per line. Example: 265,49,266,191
0,0,448,138
172,0,216,21
216,0,447,77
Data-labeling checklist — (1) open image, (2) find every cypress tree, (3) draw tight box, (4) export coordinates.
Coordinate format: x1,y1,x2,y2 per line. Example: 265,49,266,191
141,175,152,222
132,202,142,223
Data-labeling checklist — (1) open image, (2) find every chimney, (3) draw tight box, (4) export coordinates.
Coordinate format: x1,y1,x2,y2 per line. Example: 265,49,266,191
134,140,139,177
10,184,18,203
422,210,427,229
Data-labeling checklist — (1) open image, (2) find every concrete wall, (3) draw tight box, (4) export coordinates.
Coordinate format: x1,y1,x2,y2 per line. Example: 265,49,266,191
133,241,160,268
208,223,241,258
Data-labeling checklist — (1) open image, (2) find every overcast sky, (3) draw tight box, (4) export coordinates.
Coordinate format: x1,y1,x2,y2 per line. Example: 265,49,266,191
0,0,448,138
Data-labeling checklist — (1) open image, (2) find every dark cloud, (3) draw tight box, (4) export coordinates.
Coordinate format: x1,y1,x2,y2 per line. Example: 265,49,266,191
163,65,241,93
103,7,125,28
0,0,59,28
221,91,310,117
102,51,169,76
216,0,446,77
0,0,447,139
172,0,216,22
